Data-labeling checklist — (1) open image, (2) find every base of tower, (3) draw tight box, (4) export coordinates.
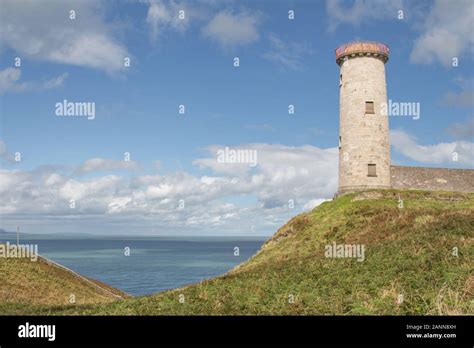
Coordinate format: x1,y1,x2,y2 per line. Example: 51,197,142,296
336,184,392,197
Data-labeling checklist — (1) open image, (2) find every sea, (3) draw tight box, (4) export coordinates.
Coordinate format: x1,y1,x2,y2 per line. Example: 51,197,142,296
0,235,266,296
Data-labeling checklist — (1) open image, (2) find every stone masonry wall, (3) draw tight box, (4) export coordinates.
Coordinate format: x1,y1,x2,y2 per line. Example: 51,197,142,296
338,56,391,193
390,165,474,193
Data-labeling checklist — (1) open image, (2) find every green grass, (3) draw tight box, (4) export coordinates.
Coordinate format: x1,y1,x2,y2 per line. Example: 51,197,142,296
0,254,129,313
1,189,473,315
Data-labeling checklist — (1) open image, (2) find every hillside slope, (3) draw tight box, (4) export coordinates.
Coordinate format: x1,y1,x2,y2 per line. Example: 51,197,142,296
2,189,473,315
0,254,128,311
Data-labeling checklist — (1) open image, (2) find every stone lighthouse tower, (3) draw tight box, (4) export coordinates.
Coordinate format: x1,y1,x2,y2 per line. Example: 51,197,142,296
335,41,391,194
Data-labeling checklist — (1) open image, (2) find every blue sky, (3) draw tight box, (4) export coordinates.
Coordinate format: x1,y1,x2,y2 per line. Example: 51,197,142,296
0,0,473,235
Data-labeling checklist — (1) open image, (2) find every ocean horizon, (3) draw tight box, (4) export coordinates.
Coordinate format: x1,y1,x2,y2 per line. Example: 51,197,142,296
0,235,266,296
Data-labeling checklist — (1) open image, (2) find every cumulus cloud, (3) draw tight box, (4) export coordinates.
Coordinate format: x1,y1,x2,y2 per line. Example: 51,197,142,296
0,0,129,73
325,0,403,31
391,129,474,166
194,144,338,207
0,144,338,235
410,0,474,66
202,10,260,48
59,175,122,201
145,0,191,41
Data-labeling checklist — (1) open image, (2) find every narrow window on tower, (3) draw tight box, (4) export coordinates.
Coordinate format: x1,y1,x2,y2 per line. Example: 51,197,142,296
365,101,375,114
339,74,342,87
339,136,341,149
368,164,377,177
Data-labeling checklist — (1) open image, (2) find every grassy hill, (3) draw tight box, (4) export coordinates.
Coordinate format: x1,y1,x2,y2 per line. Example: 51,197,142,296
1,189,472,315
0,254,128,312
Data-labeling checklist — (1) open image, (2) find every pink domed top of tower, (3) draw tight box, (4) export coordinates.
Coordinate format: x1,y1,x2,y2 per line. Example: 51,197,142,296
335,41,389,66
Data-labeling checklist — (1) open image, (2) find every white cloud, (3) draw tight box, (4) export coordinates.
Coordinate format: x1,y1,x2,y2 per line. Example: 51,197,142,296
77,158,139,173
43,73,69,90
0,170,30,194
107,196,133,214
325,0,403,31
145,0,191,41
0,144,338,235
391,129,474,166
202,10,260,48
0,68,68,94
263,34,311,71
410,0,474,66
0,0,129,73
303,198,330,211
59,175,121,201
0,68,31,93
194,143,338,207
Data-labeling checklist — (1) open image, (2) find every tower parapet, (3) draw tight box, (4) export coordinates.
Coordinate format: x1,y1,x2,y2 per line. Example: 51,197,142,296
335,41,389,66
